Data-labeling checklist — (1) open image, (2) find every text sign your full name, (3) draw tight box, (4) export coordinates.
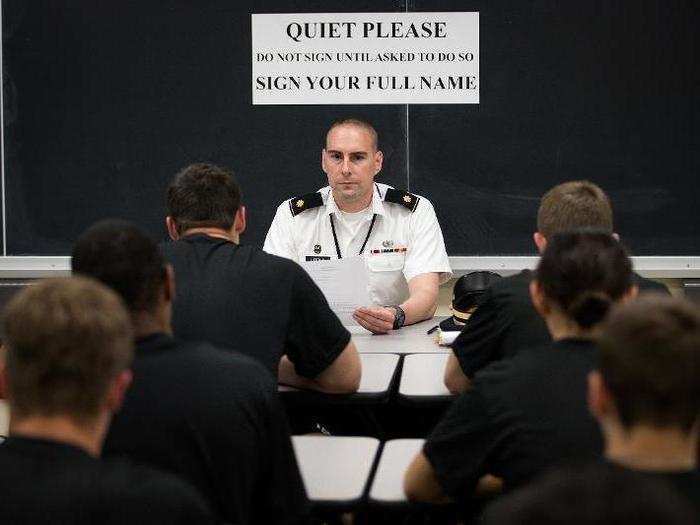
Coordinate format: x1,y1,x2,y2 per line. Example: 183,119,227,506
251,12,479,105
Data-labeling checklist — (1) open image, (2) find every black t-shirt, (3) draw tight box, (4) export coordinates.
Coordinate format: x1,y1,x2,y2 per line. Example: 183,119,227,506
161,234,350,377
608,461,700,518
452,270,669,378
104,333,309,525
0,436,216,524
425,338,603,499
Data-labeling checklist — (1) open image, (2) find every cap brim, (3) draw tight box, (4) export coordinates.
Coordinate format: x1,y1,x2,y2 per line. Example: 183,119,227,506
439,316,464,333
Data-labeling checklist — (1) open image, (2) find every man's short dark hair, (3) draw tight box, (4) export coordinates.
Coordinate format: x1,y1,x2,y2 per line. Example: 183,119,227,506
597,295,700,431
537,181,613,238
483,463,697,525
325,117,379,150
72,219,166,314
166,163,241,234
3,277,133,423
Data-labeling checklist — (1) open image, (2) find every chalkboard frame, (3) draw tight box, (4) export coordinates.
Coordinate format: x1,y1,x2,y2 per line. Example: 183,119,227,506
1,1,699,276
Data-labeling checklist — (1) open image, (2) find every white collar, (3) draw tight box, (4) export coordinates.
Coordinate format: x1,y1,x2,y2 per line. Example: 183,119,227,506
323,183,386,218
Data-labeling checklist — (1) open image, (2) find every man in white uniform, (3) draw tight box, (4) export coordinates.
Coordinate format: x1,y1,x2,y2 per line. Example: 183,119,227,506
264,117,452,334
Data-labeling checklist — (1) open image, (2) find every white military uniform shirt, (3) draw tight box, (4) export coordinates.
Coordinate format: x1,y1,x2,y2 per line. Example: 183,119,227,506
263,182,452,306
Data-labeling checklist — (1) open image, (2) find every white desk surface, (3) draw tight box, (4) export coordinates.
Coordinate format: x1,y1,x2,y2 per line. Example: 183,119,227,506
350,317,450,355
279,353,399,395
399,354,453,398
292,435,380,503
0,401,8,437
369,439,425,503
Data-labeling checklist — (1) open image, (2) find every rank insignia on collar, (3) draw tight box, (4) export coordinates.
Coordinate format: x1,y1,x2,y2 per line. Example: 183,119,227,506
384,188,420,212
289,192,324,216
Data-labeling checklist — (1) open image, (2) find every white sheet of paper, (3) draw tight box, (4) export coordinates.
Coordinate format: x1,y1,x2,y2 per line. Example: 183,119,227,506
300,256,372,326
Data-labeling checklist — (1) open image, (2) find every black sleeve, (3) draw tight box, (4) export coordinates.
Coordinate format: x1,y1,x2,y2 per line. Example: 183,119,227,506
285,263,351,378
451,286,510,377
423,388,499,500
256,385,311,525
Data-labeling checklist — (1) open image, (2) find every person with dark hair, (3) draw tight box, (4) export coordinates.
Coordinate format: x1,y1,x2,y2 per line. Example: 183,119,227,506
0,278,216,524
444,180,668,393
589,295,700,513
404,231,637,505
164,162,361,393
264,117,452,334
72,220,309,525
482,463,697,525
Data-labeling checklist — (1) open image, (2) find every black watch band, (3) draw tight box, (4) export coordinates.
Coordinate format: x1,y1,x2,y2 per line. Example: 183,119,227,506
387,305,406,330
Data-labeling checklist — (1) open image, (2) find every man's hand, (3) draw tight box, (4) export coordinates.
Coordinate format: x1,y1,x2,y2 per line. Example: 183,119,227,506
353,306,395,334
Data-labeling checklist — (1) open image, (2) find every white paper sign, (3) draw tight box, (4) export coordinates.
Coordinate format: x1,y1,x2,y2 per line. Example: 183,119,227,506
251,12,479,105
299,256,372,327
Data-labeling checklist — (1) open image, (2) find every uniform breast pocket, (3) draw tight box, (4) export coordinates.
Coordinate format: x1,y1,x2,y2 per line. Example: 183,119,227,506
367,253,406,272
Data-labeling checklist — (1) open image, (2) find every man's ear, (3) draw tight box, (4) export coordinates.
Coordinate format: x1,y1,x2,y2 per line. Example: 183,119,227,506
529,279,549,318
106,370,132,414
587,370,609,422
234,206,246,236
373,149,384,176
163,264,175,304
533,232,547,253
165,217,179,240
321,148,329,175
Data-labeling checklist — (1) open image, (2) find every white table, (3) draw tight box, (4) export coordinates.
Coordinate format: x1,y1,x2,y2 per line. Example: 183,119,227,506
398,354,453,400
351,317,450,355
369,439,425,503
279,353,400,399
292,435,380,507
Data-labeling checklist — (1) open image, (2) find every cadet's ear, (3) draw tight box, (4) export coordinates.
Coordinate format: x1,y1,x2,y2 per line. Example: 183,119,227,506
234,206,246,235
529,279,549,317
106,370,132,414
533,232,547,253
165,217,179,240
622,285,638,303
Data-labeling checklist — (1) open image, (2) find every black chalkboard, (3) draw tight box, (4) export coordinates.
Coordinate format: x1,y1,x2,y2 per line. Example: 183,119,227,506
3,1,698,256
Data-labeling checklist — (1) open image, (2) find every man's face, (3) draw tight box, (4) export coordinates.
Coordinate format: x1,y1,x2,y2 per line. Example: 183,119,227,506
322,124,383,210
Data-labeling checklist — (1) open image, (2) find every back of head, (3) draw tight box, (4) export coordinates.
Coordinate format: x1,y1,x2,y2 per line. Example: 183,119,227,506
483,463,697,525
72,219,165,315
537,181,613,238
166,163,241,234
2,277,133,424
536,231,633,329
325,117,379,150
597,295,700,431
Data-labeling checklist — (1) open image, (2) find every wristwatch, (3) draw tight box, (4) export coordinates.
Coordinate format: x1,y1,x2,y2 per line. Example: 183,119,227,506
386,305,406,330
